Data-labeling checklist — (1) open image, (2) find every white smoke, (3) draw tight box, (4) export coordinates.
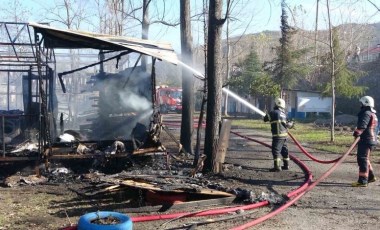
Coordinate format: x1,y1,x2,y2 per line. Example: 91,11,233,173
118,91,152,111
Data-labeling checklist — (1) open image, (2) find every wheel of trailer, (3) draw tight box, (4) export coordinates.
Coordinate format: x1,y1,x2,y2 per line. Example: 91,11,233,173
77,211,132,230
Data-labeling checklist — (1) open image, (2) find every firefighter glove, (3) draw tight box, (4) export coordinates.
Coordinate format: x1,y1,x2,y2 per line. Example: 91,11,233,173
263,114,269,122
286,120,295,129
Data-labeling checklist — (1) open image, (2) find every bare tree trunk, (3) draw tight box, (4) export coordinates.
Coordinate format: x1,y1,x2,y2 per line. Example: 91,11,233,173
326,0,335,142
180,0,194,155
203,0,223,172
141,0,150,71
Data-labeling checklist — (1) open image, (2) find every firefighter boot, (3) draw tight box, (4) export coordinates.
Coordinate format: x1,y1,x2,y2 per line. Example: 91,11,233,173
281,158,290,170
269,158,282,172
368,171,377,183
351,181,368,187
352,176,368,187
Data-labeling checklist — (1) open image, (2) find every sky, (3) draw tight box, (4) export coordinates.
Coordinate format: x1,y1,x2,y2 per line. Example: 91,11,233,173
1,0,379,52
147,0,380,51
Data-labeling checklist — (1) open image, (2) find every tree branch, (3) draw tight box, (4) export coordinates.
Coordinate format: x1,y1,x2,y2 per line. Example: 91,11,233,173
150,20,180,27
221,0,232,24
367,0,380,11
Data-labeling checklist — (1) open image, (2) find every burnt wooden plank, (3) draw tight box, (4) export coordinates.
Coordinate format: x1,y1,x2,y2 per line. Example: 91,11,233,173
120,179,234,197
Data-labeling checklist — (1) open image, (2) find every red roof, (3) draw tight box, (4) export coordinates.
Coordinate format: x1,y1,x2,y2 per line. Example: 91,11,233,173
360,46,380,55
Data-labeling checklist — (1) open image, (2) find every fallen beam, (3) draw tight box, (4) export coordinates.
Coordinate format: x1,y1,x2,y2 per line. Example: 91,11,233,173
120,179,234,197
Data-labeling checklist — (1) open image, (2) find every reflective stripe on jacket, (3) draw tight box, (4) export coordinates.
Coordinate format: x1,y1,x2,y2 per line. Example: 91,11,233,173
264,107,288,138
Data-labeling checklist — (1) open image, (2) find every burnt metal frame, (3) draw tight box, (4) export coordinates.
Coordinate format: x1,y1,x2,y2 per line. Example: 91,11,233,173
0,22,165,162
57,50,132,93
0,22,56,159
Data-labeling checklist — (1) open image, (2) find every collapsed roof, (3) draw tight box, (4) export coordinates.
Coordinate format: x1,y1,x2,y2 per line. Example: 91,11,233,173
29,22,178,65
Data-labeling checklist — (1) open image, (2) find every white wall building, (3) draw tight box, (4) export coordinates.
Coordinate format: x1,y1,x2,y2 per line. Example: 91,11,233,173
284,89,332,119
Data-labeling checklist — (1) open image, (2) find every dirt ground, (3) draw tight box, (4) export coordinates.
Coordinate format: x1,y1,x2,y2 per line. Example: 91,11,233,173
1,114,380,230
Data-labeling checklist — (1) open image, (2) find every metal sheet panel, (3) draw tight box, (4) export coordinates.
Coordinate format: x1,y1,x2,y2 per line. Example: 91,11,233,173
29,22,178,64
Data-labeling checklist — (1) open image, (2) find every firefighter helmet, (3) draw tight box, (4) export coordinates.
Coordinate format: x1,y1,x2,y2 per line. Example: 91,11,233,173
275,98,286,109
359,96,374,107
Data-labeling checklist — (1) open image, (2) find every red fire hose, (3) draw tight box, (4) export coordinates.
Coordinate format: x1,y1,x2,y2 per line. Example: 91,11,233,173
131,131,357,229
131,132,314,223
131,152,312,223
128,128,358,229
230,137,360,230
229,131,314,198
288,132,341,164
231,131,342,164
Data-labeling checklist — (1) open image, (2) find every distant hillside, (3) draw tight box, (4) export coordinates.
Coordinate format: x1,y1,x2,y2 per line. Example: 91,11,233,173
156,22,380,92
223,22,380,67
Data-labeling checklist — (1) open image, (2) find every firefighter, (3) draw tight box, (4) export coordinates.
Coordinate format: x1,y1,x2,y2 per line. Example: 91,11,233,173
352,96,378,187
263,98,294,172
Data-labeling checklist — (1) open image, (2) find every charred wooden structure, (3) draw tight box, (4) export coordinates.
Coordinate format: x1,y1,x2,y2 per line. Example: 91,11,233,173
0,22,179,164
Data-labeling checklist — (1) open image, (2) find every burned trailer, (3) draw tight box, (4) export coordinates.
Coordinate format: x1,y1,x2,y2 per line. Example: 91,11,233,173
0,22,179,165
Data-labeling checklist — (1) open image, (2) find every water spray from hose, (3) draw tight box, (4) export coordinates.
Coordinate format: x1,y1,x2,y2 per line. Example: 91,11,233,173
221,88,266,117
178,61,267,117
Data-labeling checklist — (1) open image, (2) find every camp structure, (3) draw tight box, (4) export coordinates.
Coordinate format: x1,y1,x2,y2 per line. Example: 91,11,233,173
0,22,178,163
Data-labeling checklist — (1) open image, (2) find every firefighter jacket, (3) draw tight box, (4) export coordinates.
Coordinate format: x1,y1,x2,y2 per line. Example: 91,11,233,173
263,107,288,138
353,106,378,145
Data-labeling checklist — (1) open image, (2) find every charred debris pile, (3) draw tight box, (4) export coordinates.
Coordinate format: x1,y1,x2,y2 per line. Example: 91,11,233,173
1,137,287,208
1,147,270,206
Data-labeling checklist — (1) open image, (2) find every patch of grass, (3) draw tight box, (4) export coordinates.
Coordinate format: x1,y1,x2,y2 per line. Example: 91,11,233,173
231,119,380,155
232,119,270,131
